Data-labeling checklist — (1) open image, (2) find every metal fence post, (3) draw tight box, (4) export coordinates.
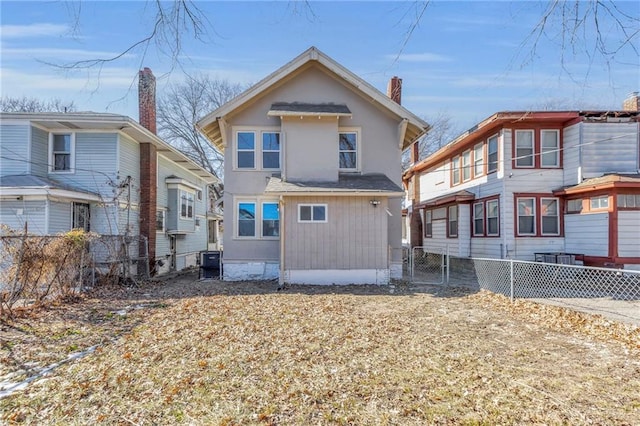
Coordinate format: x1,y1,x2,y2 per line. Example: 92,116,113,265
509,258,514,301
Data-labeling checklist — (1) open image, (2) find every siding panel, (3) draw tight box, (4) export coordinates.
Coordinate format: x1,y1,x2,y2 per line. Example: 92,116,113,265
30,126,48,176
1,124,30,175
565,213,608,257
0,200,47,234
618,211,640,257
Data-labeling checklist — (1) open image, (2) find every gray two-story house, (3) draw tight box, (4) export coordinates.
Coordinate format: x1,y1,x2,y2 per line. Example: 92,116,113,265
0,69,218,275
197,47,428,284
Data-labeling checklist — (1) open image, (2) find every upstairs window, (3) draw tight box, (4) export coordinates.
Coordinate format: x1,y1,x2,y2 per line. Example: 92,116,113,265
515,130,534,167
462,150,471,181
262,132,280,169
451,155,461,186
339,132,357,170
237,132,255,169
473,142,484,177
156,210,165,232
487,134,499,173
50,133,74,172
541,130,560,167
180,190,194,219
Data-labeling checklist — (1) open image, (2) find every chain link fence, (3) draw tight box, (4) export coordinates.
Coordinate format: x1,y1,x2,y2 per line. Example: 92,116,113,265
408,246,445,284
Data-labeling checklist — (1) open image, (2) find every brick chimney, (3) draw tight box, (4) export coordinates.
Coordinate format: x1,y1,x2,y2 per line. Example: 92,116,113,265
387,76,402,105
139,67,157,134
623,92,639,112
138,67,157,275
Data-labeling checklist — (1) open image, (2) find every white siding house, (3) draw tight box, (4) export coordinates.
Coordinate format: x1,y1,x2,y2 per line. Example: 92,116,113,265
404,108,640,269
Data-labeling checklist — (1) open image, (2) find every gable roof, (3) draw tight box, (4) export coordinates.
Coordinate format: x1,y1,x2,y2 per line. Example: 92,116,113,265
196,46,429,152
0,112,218,184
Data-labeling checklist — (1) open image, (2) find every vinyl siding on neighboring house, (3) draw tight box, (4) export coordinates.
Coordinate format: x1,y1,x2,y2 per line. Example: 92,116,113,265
0,200,47,234
561,123,582,186
564,213,609,257
618,211,640,258
0,124,30,175
118,134,141,206
580,122,639,179
30,126,49,177
284,196,388,270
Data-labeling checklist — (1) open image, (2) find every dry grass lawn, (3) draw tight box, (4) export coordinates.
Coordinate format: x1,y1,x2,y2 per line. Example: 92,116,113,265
1,271,639,425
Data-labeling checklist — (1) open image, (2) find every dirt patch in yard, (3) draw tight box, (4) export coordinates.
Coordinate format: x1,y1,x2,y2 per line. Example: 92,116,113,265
1,270,639,424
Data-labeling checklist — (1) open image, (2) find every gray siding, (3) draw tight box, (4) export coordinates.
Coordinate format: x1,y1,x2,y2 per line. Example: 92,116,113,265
618,211,640,258
0,200,47,234
581,122,639,178
118,135,141,205
1,124,30,175
565,213,609,257
30,126,49,177
50,133,118,198
49,201,71,233
284,196,388,270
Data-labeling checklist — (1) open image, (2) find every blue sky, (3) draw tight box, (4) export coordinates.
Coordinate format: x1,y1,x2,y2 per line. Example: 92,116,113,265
1,1,638,133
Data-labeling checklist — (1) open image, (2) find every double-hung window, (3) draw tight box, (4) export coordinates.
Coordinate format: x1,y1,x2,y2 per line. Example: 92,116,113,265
447,205,458,238
517,197,536,235
299,204,327,223
486,199,499,236
238,202,256,237
262,202,280,237
515,130,534,167
473,143,484,177
424,210,432,237
237,132,255,169
156,210,165,232
339,132,357,170
262,132,280,169
541,130,560,167
473,203,484,236
462,150,471,181
72,202,90,231
180,190,194,219
541,198,559,235
451,156,461,186
487,135,499,173
51,133,74,172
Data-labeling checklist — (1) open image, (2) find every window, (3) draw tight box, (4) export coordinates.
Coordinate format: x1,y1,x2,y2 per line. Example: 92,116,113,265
617,194,640,209
541,198,559,235
424,210,432,237
299,204,327,223
473,143,484,177
156,210,165,232
180,190,194,219
517,197,536,235
197,190,203,201
339,132,357,169
237,132,255,169
262,202,280,237
487,135,499,173
590,195,609,210
473,198,500,237
515,130,534,167
541,130,560,167
238,202,256,237
473,203,484,236
451,156,461,186
567,199,583,213
72,203,90,232
486,200,499,236
462,150,471,181
262,132,280,169
50,133,74,172
208,220,217,244
447,205,458,237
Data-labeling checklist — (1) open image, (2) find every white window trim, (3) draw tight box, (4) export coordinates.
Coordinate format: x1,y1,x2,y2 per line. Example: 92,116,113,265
473,202,484,236
462,149,472,182
515,130,535,168
179,189,195,220
451,155,461,186
234,197,280,240
338,127,361,172
540,129,560,168
298,203,328,223
261,131,281,170
49,132,76,174
156,209,166,232
233,126,281,171
473,142,484,177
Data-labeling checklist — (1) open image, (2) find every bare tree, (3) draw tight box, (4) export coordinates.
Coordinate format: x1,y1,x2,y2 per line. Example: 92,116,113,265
0,96,77,113
157,74,245,178
402,111,461,170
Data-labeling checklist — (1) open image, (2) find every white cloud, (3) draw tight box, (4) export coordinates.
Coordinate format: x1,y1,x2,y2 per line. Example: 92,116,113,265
385,52,452,63
2,47,134,61
1,23,69,38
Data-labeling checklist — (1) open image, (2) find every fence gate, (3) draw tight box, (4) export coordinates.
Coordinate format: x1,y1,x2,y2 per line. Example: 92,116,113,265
410,246,446,284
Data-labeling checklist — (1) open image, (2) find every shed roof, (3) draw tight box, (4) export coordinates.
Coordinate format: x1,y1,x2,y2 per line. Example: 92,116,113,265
267,102,351,117
264,173,404,196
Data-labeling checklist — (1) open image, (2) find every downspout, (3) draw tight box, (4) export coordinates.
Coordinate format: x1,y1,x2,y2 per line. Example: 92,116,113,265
279,195,285,286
